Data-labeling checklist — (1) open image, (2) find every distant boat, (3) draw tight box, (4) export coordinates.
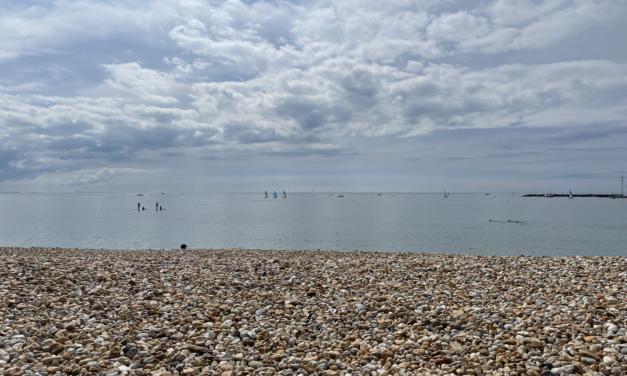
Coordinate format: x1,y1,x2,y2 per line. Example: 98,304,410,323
282,191,287,198
273,191,277,198
161,193,164,195
329,194,333,196
137,194,143,196
264,190,268,198
569,190,574,199
444,190,447,198
485,193,490,195
338,195,344,197
312,191,315,196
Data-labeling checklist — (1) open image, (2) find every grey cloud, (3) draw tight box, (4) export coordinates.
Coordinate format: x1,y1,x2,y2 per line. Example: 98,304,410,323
137,158,164,163
487,152,539,158
0,0,626,190
261,149,360,158
549,147,627,152
47,137,98,151
274,100,330,131
225,127,284,144
551,124,627,145
33,122,94,136
30,168,147,186
540,172,621,180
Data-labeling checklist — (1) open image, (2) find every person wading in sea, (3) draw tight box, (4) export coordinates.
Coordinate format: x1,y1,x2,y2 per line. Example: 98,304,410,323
138,202,140,211
156,202,158,211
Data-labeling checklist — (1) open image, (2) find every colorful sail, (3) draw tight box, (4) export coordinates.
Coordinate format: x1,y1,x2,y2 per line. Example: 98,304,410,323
274,191,277,198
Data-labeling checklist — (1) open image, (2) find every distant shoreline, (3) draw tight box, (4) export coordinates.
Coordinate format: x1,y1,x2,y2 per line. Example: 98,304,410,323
523,193,626,198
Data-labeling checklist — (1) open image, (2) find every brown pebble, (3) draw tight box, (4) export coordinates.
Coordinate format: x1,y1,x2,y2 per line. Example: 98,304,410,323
0,247,625,376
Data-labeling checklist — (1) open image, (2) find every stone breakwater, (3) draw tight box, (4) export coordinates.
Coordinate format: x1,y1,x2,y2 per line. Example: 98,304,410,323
0,248,626,376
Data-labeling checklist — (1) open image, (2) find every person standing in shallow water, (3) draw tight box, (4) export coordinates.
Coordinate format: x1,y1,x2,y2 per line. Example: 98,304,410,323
156,202,158,211
138,202,140,211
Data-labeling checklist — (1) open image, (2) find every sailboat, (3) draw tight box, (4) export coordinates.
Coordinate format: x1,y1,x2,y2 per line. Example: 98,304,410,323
282,190,287,198
264,191,268,198
569,190,574,199
273,191,278,198
444,190,447,198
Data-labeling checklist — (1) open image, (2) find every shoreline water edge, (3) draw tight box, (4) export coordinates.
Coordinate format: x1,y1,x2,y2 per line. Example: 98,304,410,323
1,248,625,376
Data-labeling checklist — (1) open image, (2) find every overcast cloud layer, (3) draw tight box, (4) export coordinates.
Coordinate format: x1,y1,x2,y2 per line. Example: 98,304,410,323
1,0,626,193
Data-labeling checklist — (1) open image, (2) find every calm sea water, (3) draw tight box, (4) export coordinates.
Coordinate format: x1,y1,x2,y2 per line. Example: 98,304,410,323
0,192,626,256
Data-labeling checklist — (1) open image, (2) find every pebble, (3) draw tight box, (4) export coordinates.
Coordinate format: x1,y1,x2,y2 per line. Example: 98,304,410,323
1,247,626,376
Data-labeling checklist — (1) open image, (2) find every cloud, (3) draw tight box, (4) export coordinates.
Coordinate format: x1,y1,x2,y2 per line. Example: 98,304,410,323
549,124,627,145
2,59,626,184
32,167,147,186
0,1,166,63
541,172,620,180
427,0,627,56
99,63,182,104
0,0,626,189
487,151,539,158
199,156,220,161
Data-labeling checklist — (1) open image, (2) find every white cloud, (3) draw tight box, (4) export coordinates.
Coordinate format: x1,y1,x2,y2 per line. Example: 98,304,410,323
169,20,305,72
100,63,182,104
190,59,627,138
423,0,627,56
2,57,626,184
1,0,626,187
0,1,155,62
33,167,148,186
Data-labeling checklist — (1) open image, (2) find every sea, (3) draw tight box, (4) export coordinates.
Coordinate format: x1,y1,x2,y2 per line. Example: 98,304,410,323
0,192,626,256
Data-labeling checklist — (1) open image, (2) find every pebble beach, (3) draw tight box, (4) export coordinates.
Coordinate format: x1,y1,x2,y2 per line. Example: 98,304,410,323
1,248,626,376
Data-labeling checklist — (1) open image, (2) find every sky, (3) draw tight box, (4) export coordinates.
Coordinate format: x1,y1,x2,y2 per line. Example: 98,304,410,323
0,0,626,193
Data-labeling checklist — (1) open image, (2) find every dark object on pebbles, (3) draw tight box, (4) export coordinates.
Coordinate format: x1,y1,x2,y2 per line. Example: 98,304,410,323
180,243,187,249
